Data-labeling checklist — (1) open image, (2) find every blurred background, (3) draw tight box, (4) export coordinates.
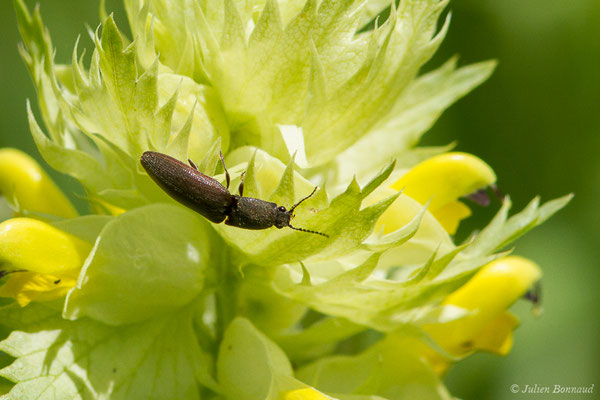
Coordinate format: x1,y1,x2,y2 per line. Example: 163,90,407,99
1,1,598,398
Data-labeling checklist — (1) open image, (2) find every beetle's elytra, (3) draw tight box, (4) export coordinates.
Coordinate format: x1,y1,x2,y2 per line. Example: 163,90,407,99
140,151,328,237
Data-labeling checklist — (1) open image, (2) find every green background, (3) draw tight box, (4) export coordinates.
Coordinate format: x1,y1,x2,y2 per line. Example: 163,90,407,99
1,1,598,399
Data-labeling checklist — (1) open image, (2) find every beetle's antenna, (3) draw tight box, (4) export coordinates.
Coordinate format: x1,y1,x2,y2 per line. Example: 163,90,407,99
290,186,318,213
287,223,329,238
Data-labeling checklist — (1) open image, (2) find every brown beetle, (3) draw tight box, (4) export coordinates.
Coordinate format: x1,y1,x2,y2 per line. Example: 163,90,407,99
140,151,328,237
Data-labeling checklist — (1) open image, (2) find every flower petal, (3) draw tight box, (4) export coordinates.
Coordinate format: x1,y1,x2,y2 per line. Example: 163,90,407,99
423,256,541,357
0,218,90,276
0,271,76,307
431,200,472,234
391,152,496,233
372,189,455,266
282,388,334,400
0,148,77,218
0,218,90,306
471,311,519,355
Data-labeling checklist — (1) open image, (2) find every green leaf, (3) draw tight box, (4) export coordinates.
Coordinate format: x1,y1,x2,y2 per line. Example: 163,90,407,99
463,194,573,258
167,100,196,161
17,2,228,210
14,0,66,145
358,0,394,28
63,204,213,325
302,0,451,166
28,104,117,195
268,157,296,207
296,334,451,400
373,193,456,269
272,247,499,332
125,0,211,83
237,278,307,336
335,57,497,184
135,0,453,167
217,318,293,400
0,303,215,400
217,148,397,266
362,200,427,253
97,16,141,153
275,317,364,362
51,215,114,243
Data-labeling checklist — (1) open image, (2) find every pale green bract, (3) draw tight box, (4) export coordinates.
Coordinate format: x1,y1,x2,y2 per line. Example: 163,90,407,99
0,0,571,399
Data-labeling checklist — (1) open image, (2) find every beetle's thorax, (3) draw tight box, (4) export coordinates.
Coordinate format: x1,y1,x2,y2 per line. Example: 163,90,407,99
225,196,290,230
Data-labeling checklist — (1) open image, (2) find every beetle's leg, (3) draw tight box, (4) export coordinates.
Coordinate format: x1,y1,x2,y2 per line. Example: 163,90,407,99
188,158,198,171
219,151,231,189
238,171,245,197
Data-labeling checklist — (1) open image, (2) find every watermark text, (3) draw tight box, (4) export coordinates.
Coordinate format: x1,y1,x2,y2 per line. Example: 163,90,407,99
510,384,595,395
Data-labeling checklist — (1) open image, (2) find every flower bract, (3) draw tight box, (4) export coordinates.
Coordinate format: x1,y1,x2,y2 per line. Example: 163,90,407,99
0,1,571,399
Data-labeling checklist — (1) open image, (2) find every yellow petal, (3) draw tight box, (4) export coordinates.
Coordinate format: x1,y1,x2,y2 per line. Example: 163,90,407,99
0,218,90,276
0,148,77,218
90,197,126,216
432,200,472,234
416,312,518,376
0,271,77,307
374,191,456,266
391,152,496,233
472,311,519,356
410,339,452,376
282,388,333,400
444,256,541,312
423,256,541,357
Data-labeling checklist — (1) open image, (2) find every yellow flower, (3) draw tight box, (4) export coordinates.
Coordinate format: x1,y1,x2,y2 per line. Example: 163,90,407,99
0,148,77,219
419,256,541,374
282,388,334,400
372,152,497,266
0,218,91,306
390,152,496,234
90,198,126,216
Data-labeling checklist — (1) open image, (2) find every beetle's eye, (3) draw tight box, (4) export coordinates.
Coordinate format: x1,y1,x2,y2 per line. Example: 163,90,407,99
277,206,286,212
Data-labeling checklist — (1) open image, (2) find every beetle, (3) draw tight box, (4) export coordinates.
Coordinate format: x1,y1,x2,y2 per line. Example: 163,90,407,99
140,151,328,237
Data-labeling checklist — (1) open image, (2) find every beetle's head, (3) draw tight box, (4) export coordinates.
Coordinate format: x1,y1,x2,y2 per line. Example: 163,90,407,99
274,205,292,229
274,188,329,237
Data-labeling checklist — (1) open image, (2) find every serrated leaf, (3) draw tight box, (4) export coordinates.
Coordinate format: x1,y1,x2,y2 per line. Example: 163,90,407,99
302,0,451,166
464,194,573,257
335,57,497,184
0,303,215,400
269,158,296,206
166,100,196,160
329,253,381,284
28,104,112,195
215,149,399,266
240,151,260,198
363,200,428,252
273,241,507,332
152,81,180,151
197,137,223,176
135,0,454,168
17,1,228,214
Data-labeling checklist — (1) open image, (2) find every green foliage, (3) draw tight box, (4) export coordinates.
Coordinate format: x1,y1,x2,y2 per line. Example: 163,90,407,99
0,0,572,399
63,204,212,325
0,303,215,400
